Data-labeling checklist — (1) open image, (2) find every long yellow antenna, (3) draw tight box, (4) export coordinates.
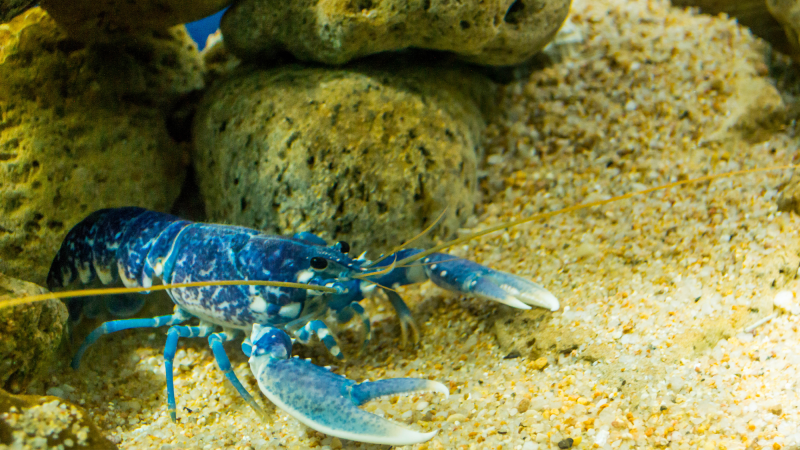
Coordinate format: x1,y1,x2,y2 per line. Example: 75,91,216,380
392,164,799,267
4,164,796,311
0,280,336,309
364,208,448,269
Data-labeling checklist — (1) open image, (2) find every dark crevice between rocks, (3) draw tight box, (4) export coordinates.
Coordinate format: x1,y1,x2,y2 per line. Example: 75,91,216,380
170,165,206,222
166,89,204,143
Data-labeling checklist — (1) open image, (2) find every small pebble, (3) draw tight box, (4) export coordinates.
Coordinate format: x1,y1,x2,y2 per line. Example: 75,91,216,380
447,413,468,423
773,291,800,315
45,387,66,399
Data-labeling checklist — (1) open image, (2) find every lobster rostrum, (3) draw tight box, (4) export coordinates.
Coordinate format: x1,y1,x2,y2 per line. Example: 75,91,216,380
44,207,559,445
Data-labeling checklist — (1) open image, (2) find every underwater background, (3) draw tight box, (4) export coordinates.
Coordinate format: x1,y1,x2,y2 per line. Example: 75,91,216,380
2,0,800,449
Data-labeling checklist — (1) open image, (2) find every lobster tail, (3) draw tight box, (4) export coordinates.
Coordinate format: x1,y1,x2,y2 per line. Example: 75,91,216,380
46,207,188,291
47,208,144,289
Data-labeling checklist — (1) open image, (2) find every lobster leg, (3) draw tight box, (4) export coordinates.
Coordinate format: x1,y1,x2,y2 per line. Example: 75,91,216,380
347,302,372,350
208,330,266,418
164,324,216,420
294,320,343,359
247,324,447,445
333,302,373,351
164,325,265,420
383,289,420,345
71,306,192,369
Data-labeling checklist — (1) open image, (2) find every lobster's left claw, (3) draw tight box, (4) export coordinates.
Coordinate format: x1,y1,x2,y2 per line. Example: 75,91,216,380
424,256,560,311
248,325,447,445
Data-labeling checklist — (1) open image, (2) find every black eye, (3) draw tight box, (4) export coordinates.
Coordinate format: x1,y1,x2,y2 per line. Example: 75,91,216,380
310,257,328,270
337,241,350,254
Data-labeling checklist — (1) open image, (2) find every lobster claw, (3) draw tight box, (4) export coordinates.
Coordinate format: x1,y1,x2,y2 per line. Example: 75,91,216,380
247,325,448,445
423,255,560,311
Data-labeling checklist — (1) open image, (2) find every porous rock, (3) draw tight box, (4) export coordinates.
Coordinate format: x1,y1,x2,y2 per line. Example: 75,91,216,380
40,0,230,42
220,0,571,66
0,274,68,394
0,8,200,284
0,387,116,449
193,62,492,254
0,0,35,24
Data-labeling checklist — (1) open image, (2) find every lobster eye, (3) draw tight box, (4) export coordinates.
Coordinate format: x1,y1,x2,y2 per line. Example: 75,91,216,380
337,241,350,254
310,257,328,270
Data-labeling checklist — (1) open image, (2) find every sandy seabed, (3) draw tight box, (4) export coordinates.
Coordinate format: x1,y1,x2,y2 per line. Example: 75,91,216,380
24,0,800,449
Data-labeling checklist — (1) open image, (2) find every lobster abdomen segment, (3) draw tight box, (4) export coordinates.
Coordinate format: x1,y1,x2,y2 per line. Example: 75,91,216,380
46,207,189,291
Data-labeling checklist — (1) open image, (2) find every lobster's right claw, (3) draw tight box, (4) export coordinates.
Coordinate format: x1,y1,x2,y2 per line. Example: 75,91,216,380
424,256,560,311
247,325,448,445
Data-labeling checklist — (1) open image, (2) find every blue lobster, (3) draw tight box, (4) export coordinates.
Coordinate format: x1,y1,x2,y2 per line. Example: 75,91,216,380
47,207,559,445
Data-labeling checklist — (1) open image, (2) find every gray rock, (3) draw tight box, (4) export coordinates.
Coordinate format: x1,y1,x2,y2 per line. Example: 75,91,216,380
193,62,493,255
0,9,201,284
220,0,571,66
0,274,68,394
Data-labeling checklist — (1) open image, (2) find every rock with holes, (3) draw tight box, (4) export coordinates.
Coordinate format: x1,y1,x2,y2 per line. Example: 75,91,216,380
0,274,68,394
39,0,230,42
0,387,117,449
219,0,571,66
1,0,36,23
193,60,492,254
0,8,200,284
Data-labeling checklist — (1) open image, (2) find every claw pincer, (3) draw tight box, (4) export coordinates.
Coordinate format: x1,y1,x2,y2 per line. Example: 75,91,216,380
247,324,448,445
47,207,559,444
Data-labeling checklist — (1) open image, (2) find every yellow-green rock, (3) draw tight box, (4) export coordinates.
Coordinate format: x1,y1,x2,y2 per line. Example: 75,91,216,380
0,0,35,23
0,9,201,284
193,62,493,254
0,274,67,394
220,0,571,66
40,0,230,42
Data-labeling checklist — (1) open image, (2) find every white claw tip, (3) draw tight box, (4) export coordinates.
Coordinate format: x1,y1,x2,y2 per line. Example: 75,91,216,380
530,290,559,312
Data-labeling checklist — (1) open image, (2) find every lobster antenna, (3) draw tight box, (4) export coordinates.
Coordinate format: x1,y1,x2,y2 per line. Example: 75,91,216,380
0,280,337,310
354,256,418,293
392,164,800,268
5,164,797,310
358,257,462,278
353,256,399,282
364,208,449,269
